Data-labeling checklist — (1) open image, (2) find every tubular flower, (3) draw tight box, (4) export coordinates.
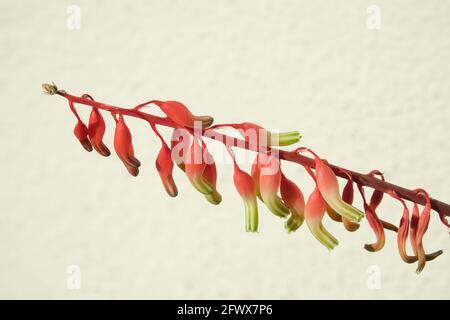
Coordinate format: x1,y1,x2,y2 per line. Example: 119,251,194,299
413,190,443,273
73,119,93,152
113,114,141,176
233,162,259,232
202,142,222,205
170,128,192,172
155,142,178,197
251,155,263,200
184,138,213,195
280,173,305,233
389,191,443,270
217,122,301,147
304,186,339,250
326,177,360,232
358,185,385,252
304,150,363,222
257,154,290,218
152,100,213,129
88,108,110,156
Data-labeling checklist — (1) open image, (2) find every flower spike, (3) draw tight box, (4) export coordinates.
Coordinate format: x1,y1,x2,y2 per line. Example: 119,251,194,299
113,114,141,176
233,162,259,232
88,108,110,156
280,173,305,233
155,142,178,197
304,187,339,250
257,154,290,218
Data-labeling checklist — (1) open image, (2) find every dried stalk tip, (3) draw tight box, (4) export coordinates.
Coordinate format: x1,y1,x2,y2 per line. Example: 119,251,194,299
42,82,59,95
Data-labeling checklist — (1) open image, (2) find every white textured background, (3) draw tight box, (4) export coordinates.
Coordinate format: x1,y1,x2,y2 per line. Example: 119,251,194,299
1,0,449,299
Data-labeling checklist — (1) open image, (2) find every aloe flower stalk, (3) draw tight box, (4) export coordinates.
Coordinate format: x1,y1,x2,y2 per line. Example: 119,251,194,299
44,82,450,273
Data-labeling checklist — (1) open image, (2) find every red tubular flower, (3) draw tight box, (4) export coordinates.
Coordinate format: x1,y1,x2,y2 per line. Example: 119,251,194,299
326,176,360,231
258,154,290,218
217,122,301,147
413,189,443,273
358,185,385,252
155,142,178,197
280,173,305,232
303,149,363,222
170,128,192,172
184,138,213,194
233,162,259,232
152,100,213,129
73,119,93,152
304,187,339,250
202,143,222,205
251,155,263,200
88,108,110,157
113,114,141,176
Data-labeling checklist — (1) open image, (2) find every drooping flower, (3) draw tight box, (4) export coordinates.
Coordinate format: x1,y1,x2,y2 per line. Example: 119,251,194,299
155,142,178,197
170,128,192,172
202,142,222,205
326,177,360,232
280,173,305,232
304,186,339,250
73,119,93,152
257,154,290,218
152,100,213,129
233,162,259,232
413,189,444,273
88,108,110,156
358,185,385,252
251,155,263,200
305,149,364,222
184,138,213,194
113,114,141,176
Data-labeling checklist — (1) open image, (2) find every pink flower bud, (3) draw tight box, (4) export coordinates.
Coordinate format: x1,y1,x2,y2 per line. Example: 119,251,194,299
153,100,213,129
304,187,338,250
184,139,213,194
88,108,110,157
280,174,305,232
233,163,258,232
73,119,93,152
257,154,289,218
155,143,178,197
113,114,141,176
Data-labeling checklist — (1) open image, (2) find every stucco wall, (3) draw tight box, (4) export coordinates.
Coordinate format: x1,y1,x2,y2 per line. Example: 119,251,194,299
1,0,449,298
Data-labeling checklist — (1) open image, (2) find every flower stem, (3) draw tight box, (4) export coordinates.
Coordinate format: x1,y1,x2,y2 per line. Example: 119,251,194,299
51,88,450,224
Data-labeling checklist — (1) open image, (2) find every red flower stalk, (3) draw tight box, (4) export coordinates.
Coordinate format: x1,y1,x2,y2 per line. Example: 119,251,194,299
44,82,450,273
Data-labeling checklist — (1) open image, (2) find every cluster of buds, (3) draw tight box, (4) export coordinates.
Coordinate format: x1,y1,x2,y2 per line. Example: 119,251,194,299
43,83,450,273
